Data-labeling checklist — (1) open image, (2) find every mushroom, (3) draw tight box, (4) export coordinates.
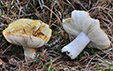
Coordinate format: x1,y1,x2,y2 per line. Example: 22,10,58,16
2,19,52,61
62,10,110,59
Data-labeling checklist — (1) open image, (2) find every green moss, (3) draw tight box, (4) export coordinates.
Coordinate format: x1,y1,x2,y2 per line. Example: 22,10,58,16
34,0,38,8
11,47,21,54
34,58,40,64
26,8,30,14
33,54,43,64
54,31,58,35
95,64,104,71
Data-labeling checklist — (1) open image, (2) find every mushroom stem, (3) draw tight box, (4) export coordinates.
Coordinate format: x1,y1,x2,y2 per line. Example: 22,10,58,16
62,32,90,59
23,47,37,61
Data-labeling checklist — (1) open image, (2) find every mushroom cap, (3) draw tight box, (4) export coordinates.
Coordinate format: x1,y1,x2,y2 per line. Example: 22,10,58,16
2,19,52,48
62,10,110,49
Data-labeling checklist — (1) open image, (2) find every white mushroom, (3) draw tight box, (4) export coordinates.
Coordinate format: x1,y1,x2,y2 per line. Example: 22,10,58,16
2,19,52,61
62,10,110,59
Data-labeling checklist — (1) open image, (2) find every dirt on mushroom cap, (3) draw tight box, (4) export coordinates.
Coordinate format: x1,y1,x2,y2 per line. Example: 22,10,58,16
3,19,52,43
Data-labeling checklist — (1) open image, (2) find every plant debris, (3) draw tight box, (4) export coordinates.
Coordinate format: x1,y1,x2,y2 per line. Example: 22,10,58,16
0,0,113,71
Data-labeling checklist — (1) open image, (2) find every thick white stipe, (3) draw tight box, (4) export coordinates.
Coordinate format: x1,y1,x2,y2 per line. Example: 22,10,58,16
62,32,90,59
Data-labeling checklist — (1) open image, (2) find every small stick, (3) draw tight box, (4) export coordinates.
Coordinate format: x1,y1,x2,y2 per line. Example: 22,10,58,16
2,45,12,54
45,56,62,65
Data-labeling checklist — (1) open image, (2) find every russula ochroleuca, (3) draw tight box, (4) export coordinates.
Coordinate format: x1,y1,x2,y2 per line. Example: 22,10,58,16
62,10,110,59
2,19,52,61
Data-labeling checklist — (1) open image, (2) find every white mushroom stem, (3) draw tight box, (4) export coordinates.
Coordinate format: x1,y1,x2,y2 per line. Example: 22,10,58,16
62,32,90,59
23,47,37,61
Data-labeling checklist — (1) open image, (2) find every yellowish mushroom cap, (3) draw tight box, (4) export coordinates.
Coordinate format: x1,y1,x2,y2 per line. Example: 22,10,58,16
2,19,52,48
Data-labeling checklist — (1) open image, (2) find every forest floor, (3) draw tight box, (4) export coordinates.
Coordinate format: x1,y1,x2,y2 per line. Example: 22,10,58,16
0,0,113,71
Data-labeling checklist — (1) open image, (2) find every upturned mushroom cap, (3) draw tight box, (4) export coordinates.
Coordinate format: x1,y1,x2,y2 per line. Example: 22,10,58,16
62,10,110,49
2,19,52,48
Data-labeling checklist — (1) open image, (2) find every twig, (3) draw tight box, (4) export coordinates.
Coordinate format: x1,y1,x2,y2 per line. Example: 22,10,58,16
27,0,44,22
2,44,12,54
38,0,44,9
45,37,61,47
42,5,62,26
85,55,96,70
45,56,62,65
88,6,113,12
66,0,75,10
76,0,87,11
28,62,36,71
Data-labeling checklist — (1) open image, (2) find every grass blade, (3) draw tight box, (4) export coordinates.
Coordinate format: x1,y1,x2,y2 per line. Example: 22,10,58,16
0,4,10,9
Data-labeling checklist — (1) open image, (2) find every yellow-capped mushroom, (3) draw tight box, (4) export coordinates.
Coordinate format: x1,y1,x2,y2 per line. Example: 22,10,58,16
2,19,52,61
